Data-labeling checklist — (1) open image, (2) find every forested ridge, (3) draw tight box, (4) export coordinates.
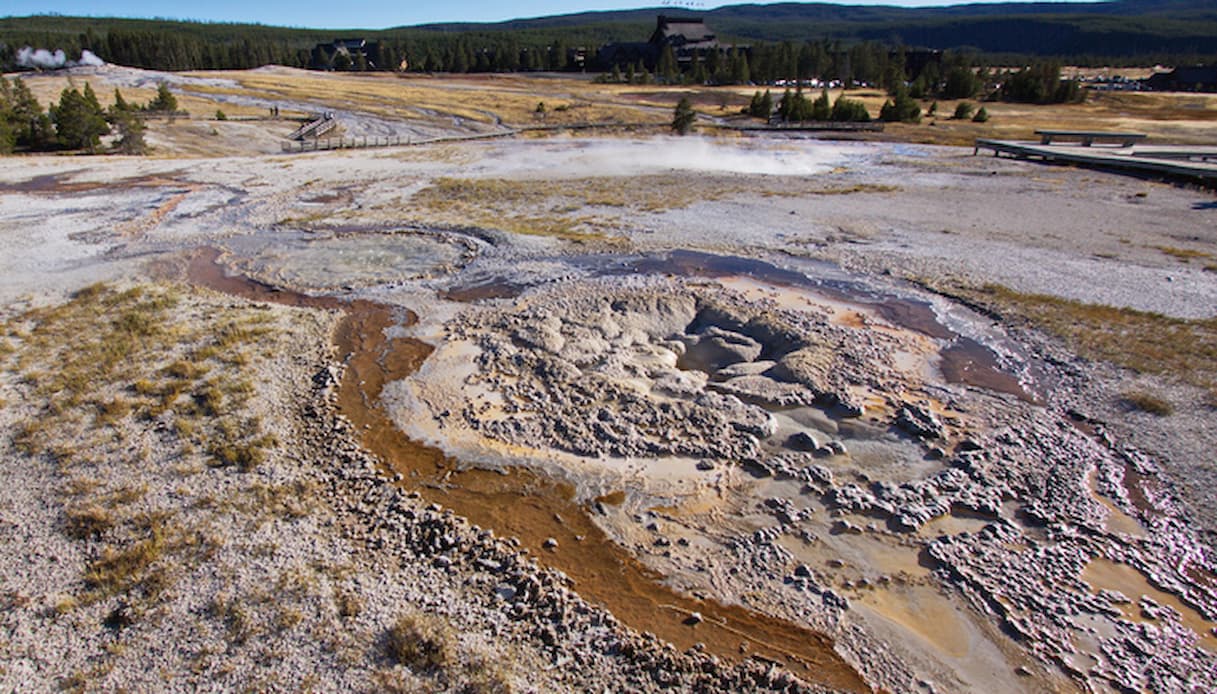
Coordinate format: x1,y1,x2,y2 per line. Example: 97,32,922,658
1,0,1215,74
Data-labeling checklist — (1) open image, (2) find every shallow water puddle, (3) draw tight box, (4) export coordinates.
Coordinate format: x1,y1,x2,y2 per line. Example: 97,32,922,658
220,229,476,291
859,583,973,658
1084,467,1146,538
777,531,930,581
1082,557,1216,652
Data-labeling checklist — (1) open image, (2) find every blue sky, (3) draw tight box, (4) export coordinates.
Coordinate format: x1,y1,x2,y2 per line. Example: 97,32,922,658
2,0,1103,29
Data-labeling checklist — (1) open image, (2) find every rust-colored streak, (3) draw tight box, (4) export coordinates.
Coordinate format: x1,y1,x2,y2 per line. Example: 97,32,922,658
188,248,868,692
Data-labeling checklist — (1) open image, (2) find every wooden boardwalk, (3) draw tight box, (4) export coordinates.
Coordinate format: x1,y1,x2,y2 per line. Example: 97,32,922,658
974,138,1217,185
280,129,516,153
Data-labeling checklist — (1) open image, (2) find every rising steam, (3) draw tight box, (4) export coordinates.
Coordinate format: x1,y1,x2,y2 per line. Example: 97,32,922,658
488,137,852,178
16,47,106,70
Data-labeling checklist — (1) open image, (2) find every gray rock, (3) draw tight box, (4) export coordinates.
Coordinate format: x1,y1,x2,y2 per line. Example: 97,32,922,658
681,326,763,371
896,402,944,440
786,431,820,452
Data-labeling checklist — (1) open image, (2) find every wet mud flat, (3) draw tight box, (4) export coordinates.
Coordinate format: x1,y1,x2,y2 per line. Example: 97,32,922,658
187,227,1217,692
397,251,1217,692
188,248,868,691
195,239,1217,692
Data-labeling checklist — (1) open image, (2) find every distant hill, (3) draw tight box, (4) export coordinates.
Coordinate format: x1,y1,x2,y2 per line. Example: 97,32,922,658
2,0,1215,73
405,0,1217,58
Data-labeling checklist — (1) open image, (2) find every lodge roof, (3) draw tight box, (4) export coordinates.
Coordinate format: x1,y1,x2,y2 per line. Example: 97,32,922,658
649,15,718,49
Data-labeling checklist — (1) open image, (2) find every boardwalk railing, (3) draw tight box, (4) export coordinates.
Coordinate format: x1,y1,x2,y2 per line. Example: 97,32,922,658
140,110,191,120
280,129,517,153
288,113,337,141
1034,130,1147,147
974,138,1217,186
282,135,409,152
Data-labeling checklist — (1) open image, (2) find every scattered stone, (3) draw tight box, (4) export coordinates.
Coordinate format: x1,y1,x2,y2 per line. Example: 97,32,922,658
786,431,820,452
896,402,944,440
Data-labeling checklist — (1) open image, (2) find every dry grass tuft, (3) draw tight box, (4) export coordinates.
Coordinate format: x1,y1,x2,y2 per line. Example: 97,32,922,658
1122,390,1174,416
63,504,116,540
385,613,457,672
82,526,176,599
1155,245,1214,263
209,592,256,646
335,589,363,619
406,172,873,242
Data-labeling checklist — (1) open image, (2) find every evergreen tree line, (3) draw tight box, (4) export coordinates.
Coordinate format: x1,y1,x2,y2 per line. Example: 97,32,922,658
2,7,1215,75
744,87,871,123
0,77,178,154
733,54,1077,124
0,21,1146,101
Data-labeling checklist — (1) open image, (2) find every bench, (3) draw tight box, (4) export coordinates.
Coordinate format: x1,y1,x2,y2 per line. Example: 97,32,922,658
1035,130,1147,147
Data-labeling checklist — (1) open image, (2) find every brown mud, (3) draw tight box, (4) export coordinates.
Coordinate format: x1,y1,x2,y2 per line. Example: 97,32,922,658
187,248,868,692
0,171,191,195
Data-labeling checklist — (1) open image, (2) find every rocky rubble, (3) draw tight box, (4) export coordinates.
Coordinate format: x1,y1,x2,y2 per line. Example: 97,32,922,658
304,363,833,692
446,277,928,464
418,273,1217,692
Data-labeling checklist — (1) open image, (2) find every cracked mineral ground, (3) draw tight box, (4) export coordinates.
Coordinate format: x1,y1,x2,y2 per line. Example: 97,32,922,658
2,133,1215,693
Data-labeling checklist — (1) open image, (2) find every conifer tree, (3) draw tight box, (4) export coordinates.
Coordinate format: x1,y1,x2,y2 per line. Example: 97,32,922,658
148,82,178,112
830,94,870,122
811,88,831,121
112,110,147,154
748,91,761,116
730,49,750,85
82,82,103,116
788,86,813,122
0,77,15,154
113,87,132,113
51,84,109,151
658,45,678,84
879,85,921,123
10,78,53,149
671,96,695,135
690,53,708,85
778,88,793,121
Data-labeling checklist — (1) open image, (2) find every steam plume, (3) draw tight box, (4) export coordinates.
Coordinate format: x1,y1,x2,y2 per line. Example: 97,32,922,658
16,47,106,70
